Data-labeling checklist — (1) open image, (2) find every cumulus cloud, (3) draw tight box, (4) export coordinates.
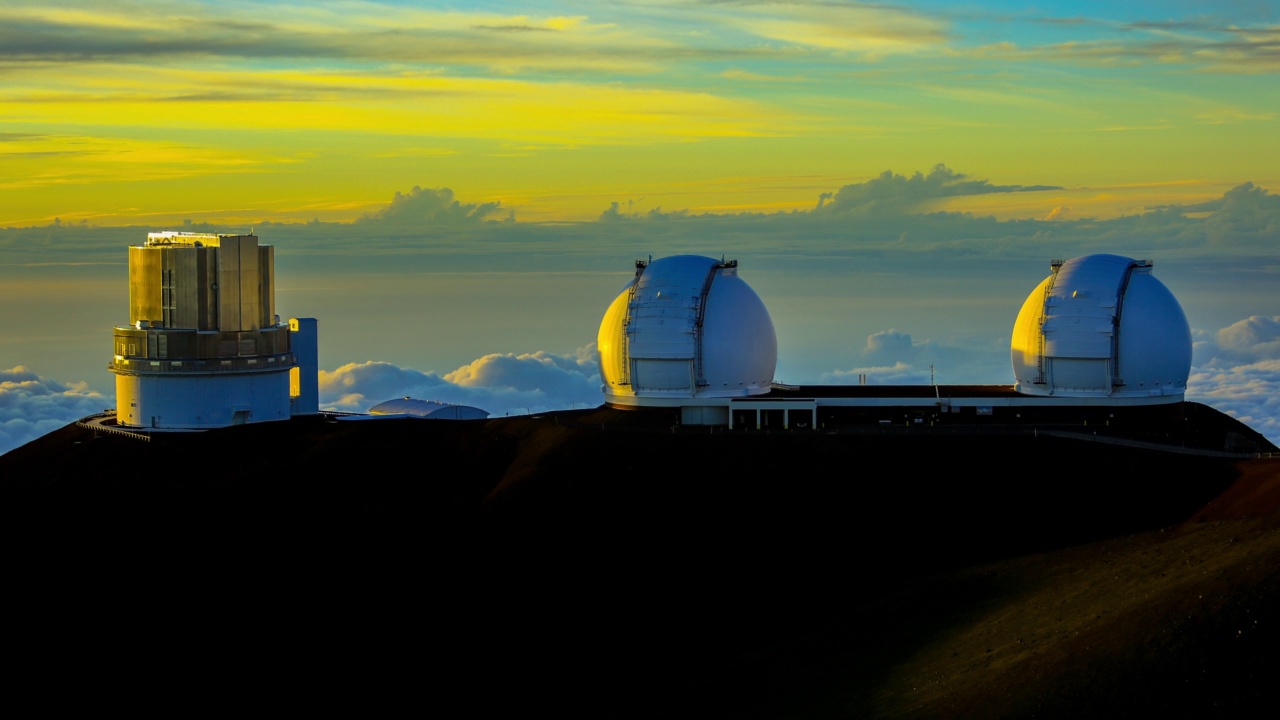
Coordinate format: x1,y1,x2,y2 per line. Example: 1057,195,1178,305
1188,360,1280,447
598,200,696,222
601,164,1062,222
599,201,628,222
861,329,919,365
813,164,1060,217
1187,316,1280,447
0,366,110,456
818,330,1003,385
319,346,602,416
1199,183,1280,248
318,361,451,412
1193,316,1280,367
356,186,507,228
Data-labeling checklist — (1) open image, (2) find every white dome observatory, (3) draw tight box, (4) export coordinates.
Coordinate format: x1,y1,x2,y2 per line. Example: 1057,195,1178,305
598,255,777,408
1011,254,1191,400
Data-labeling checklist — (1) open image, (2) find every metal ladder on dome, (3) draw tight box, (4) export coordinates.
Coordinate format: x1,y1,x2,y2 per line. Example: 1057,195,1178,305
690,259,735,388
1035,260,1064,385
618,260,647,387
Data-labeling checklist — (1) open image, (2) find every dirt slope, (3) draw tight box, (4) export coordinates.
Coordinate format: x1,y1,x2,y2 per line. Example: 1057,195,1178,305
2,408,1278,718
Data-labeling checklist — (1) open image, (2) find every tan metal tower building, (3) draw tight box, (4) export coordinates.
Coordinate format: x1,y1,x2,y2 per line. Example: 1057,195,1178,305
110,232,318,429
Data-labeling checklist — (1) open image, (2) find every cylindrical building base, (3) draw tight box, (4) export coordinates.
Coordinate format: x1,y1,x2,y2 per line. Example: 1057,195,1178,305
114,369,292,429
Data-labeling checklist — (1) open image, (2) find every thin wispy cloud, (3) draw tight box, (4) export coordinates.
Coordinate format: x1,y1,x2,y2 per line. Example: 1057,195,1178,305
715,1,949,55
0,4,675,72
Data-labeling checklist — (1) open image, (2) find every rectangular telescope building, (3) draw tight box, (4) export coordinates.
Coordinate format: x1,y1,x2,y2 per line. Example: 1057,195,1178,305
110,232,318,429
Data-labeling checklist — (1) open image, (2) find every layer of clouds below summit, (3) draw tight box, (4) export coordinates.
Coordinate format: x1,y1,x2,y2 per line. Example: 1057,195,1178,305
822,320,1280,446
318,346,602,416
0,367,109,456
1190,316,1280,443
3,316,1279,454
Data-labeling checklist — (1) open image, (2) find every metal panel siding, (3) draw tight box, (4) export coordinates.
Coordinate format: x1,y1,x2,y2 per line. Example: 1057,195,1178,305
1047,357,1110,393
218,236,242,332
1041,255,1126,361
198,249,216,329
129,246,163,325
259,244,275,326
633,359,693,391
168,246,201,329
237,237,261,331
627,256,713,360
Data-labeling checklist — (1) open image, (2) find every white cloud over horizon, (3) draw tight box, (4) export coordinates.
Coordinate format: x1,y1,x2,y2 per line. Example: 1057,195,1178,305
318,346,602,416
1189,315,1280,442
816,322,1280,448
817,329,1004,386
1188,360,1280,446
0,366,109,456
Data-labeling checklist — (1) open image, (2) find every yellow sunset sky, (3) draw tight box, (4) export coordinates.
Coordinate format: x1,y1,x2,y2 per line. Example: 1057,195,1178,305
4,0,1279,226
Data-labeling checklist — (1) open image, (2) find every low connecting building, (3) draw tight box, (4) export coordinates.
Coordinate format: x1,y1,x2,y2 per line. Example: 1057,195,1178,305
110,232,318,429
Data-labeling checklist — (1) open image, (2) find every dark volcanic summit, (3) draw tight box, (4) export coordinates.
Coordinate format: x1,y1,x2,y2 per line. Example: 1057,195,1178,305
3,403,1280,718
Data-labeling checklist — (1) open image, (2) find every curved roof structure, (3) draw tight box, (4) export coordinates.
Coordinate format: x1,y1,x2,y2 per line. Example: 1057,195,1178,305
598,255,776,406
1011,254,1191,399
368,397,489,419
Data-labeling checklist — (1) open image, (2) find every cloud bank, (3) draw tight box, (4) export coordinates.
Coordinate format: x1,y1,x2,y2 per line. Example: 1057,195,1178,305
1190,316,1280,443
355,186,508,228
818,319,1280,448
0,367,109,456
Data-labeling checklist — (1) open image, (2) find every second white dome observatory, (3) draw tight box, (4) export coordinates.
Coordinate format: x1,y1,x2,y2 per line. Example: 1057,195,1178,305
597,255,777,408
